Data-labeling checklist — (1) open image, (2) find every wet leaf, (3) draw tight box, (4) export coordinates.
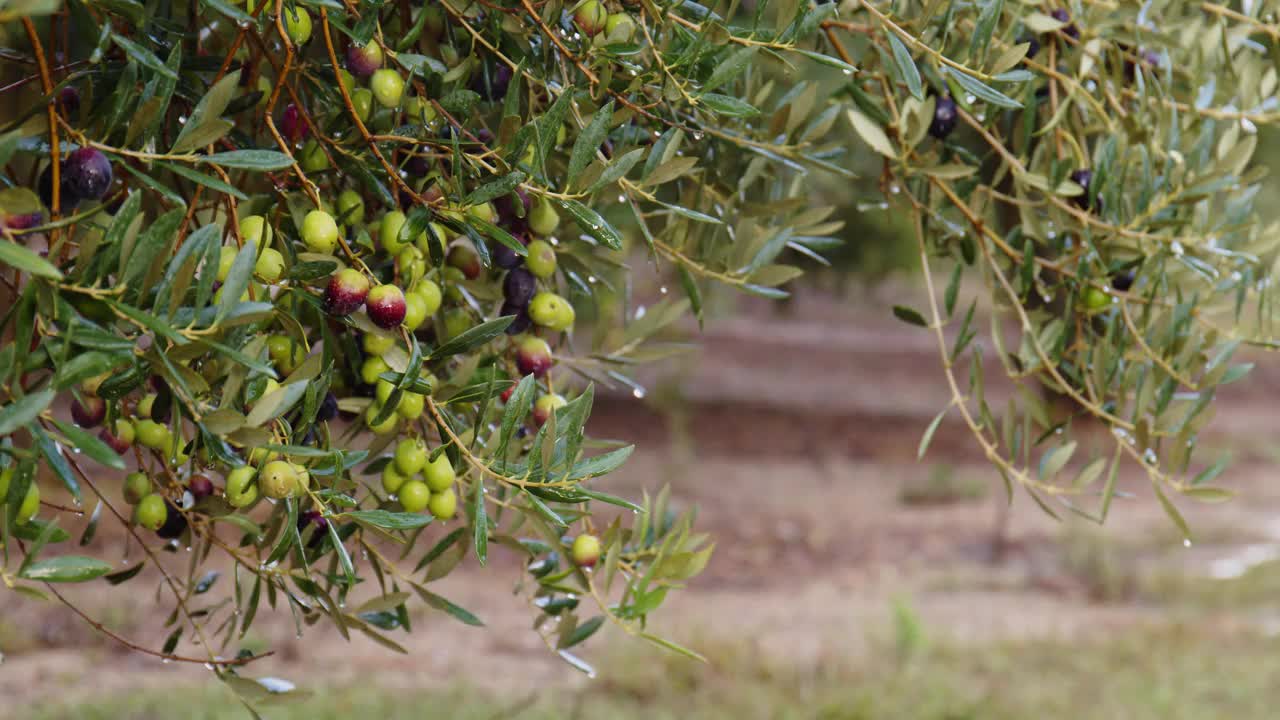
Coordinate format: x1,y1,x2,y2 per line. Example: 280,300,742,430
20,556,114,582
846,108,896,158
344,510,433,531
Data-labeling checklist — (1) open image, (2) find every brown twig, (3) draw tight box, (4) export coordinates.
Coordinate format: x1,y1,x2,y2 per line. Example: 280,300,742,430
43,583,274,667
21,19,61,248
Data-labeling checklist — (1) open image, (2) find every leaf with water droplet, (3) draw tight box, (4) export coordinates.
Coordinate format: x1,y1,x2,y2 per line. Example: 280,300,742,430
550,198,623,249
20,555,114,582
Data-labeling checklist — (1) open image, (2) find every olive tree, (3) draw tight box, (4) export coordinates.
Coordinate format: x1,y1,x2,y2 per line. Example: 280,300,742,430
0,0,1276,709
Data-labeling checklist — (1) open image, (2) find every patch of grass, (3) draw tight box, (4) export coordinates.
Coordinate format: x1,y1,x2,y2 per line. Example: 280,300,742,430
1144,555,1280,610
898,465,988,506
1058,521,1140,602
24,620,1280,720
0,619,41,655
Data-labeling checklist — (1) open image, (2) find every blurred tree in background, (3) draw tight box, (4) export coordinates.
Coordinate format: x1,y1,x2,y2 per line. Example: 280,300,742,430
0,0,1278,710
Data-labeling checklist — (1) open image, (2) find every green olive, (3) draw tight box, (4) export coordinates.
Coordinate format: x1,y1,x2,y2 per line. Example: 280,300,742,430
370,69,405,108
135,493,168,531
135,419,171,450
362,332,396,357
398,480,431,513
123,472,151,505
571,533,602,567
239,215,273,248
413,281,442,317
525,240,557,279
351,88,374,123
361,356,391,385
529,197,560,237
381,463,408,494
254,247,285,283
336,190,366,226
428,487,457,520
528,292,575,331
397,392,425,420
394,438,428,475
423,452,455,492
283,7,313,45
302,210,339,254
380,211,411,254
14,482,39,525
225,465,259,508
365,403,399,434
267,335,305,374
403,292,428,331
1082,286,1112,311
259,460,300,500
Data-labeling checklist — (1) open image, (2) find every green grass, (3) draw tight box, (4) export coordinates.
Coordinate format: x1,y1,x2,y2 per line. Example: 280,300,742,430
897,464,989,506
25,620,1280,720
1145,555,1280,611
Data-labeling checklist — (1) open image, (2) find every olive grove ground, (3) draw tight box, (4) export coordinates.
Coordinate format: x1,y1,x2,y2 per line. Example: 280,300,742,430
5,283,1280,719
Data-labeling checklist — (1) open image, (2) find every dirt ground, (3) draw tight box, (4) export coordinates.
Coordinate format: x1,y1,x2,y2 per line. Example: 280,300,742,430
4,284,1279,710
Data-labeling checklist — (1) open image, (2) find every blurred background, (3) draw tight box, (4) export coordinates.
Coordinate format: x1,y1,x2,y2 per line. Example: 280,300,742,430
8,102,1280,720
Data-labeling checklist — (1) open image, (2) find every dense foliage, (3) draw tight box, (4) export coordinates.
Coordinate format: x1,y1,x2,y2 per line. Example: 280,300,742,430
1,0,1277,710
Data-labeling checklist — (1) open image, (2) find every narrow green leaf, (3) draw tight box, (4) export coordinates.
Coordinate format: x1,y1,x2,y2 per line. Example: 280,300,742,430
569,101,615,185
530,90,574,177
1152,481,1191,540
171,70,241,153
105,562,146,585
472,478,488,566
918,407,948,459
944,263,962,316
464,171,526,206
969,0,1005,60
559,615,604,649
344,509,432,531
699,92,760,117
0,389,54,435
1182,486,1235,503
946,67,1023,108
414,527,465,573
107,301,189,345
0,241,63,280
703,46,758,92
498,374,536,459
111,33,177,79
887,34,923,100
79,501,102,546
1038,441,1077,480
245,380,306,426
201,150,294,171
121,208,183,303
1191,455,1230,486
414,586,485,627
429,316,514,360
568,445,634,480
33,425,80,500
638,631,708,662
100,191,142,272
160,162,248,200
328,521,356,585
52,420,127,470
676,264,703,326
551,198,623,249
574,486,644,513
155,223,220,317
586,148,645,194
217,241,258,324
892,305,928,327
20,555,114,582
791,48,857,73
